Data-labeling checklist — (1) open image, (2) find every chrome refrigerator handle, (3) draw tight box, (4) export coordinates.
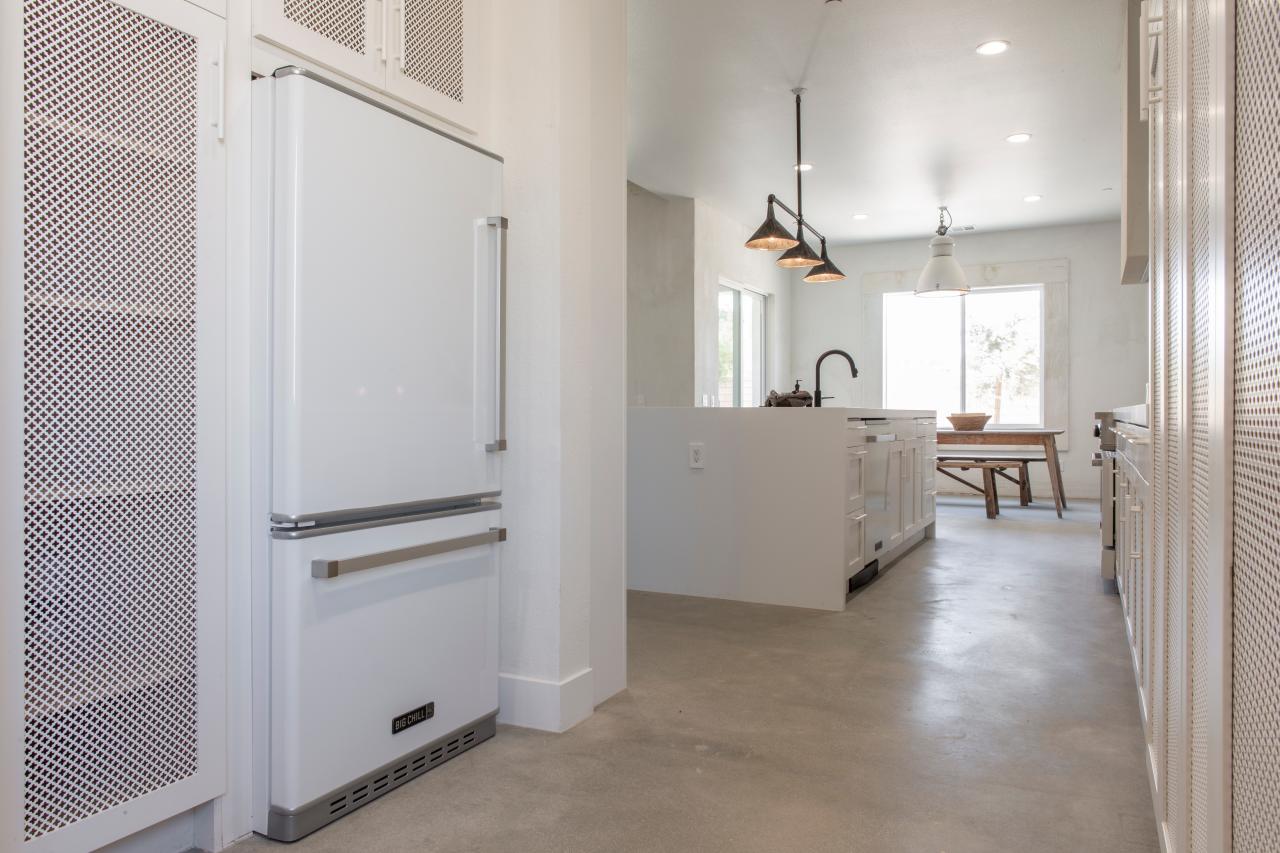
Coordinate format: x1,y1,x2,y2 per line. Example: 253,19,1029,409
312,528,507,579
485,217,508,452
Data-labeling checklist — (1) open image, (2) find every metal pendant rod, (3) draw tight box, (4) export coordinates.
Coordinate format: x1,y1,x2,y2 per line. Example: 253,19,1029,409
794,89,804,224
768,193,826,243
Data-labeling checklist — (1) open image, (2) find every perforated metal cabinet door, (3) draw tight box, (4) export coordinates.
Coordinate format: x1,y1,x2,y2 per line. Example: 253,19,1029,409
385,0,485,132
1183,0,1218,849
254,0,384,92
0,0,228,850
1233,0,1280,848
1159,0,1188,841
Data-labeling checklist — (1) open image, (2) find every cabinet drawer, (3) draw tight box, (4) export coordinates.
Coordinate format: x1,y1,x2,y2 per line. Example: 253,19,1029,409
846,421,868,447
914,417,937,438
846,448,867,512
845,512,867,576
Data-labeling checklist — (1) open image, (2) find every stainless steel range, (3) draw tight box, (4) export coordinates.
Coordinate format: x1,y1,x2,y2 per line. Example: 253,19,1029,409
1092,411,1119,580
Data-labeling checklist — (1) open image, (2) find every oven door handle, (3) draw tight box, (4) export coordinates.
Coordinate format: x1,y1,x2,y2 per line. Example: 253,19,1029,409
312,528,507,579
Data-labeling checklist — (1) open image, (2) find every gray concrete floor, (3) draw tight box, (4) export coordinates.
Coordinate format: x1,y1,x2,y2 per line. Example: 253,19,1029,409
233,498,1158,852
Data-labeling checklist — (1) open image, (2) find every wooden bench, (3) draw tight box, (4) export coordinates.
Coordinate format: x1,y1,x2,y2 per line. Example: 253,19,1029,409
937,452,1046,509
934,461,1009,518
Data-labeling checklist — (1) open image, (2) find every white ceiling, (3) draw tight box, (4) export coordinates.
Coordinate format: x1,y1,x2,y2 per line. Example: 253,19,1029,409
628,0,1127,245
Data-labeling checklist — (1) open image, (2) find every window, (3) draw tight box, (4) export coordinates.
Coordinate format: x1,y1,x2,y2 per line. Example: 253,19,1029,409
883,286,1044,426
717,284,767,407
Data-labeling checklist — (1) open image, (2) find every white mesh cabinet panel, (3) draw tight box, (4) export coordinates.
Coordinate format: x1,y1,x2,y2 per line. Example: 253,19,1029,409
1184,0,1216,850
1,0,227,850
386,0,485,132
1234,1,1280,849
1161,0,1186,843
253,0,383,94
1147,13,1167,767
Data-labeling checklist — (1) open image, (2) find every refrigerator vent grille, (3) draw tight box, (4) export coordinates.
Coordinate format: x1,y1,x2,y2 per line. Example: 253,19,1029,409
284,0,366,55
403,0,465,102
21,0,201,839
324,728,479,817
1233,0,1280,847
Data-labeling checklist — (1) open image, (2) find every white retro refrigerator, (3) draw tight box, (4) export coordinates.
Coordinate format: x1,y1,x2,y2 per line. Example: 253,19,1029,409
251,68,506,842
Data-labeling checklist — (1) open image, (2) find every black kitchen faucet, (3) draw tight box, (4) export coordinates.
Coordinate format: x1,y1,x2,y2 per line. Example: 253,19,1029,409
814,349,858,408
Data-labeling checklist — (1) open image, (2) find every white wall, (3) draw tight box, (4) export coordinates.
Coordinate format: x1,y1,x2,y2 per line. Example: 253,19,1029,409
627,183,695,406
626,188,792,407
490,0,627,729
790,221,1148,499
693,199,792,405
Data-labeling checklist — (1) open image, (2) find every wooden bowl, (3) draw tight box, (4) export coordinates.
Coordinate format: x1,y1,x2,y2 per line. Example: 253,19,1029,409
947,413,991,431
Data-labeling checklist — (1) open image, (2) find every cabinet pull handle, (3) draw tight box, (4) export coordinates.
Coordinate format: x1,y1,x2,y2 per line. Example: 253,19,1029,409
213,41,225,141
394,1,406,70
486,217,508,452
377,0,388,60
312,527,506,579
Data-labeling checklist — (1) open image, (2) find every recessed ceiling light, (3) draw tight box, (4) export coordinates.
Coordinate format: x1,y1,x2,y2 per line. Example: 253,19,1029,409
795,163,814,172
1024,194,1042,203
976,40,1010,56
853,213,870,221
1006,132,1032,144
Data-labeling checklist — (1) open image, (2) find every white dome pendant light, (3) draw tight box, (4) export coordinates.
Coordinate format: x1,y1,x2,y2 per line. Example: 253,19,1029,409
914,206,970,298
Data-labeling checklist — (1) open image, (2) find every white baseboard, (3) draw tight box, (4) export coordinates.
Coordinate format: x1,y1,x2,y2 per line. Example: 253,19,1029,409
97,809,198,853
498,667,594,732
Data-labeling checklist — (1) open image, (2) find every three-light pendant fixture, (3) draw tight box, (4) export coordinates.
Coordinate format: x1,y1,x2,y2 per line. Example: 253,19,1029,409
745,89,971,296
743,88,846,283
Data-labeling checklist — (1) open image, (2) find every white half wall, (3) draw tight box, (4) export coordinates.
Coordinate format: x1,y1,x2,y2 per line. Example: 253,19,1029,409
790,220,1148,499
628,407,848,611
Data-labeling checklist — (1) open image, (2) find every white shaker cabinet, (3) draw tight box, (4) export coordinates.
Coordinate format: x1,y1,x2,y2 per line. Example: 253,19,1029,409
1,0,228,849
254,0,487,132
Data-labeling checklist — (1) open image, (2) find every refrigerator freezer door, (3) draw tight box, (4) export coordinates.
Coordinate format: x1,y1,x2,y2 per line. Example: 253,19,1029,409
267,72,504,521
268,509,499,817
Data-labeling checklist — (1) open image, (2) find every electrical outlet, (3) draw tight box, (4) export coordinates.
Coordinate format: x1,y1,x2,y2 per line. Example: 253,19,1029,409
688,442,705,469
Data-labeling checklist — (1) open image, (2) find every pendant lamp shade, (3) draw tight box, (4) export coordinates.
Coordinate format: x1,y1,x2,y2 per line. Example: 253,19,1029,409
803,240,846,282
744,201,800,251
777,232,823,268
914,234,970,297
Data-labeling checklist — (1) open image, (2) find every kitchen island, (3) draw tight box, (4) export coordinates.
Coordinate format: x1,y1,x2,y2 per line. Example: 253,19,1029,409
628,407,937,611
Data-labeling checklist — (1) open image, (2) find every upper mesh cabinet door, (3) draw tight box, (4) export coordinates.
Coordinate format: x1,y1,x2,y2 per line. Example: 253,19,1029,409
254,0,384,92
386,0,486,132
1,0,227,850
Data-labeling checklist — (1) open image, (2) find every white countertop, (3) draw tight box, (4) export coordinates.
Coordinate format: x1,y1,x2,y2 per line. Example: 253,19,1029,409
836,407,936,420
1114,403,1148,427
627,406,936,419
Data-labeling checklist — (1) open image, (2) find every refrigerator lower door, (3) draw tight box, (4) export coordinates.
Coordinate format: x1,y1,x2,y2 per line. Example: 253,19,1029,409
261,71,505,522
266,509,500,841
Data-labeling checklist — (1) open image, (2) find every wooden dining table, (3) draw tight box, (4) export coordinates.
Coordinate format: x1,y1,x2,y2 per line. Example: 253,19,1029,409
936,428,1068,517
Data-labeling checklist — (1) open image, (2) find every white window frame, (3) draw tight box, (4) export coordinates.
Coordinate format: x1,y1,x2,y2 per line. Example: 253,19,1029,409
883,283,1047,428
861,257,1071,451
717,279,768,408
